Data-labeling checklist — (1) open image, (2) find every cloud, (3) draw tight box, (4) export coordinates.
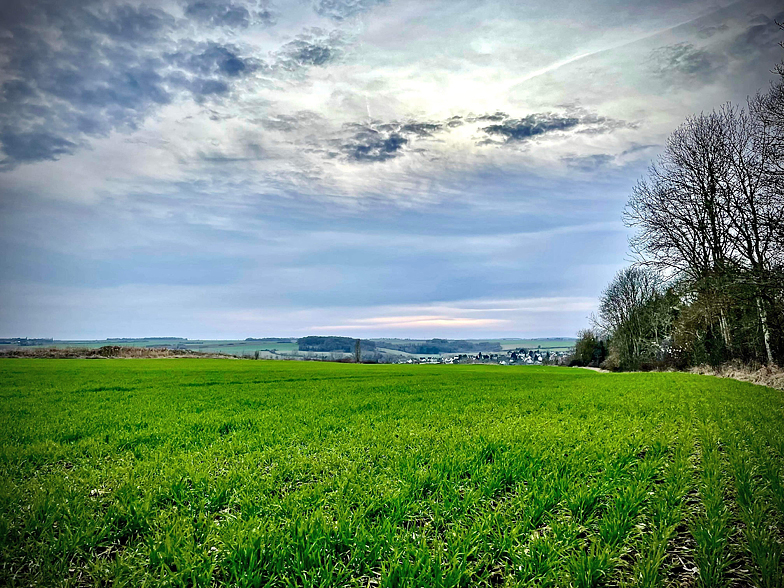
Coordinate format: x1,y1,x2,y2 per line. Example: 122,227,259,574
338,125,409,162
311,315,508,330
0,131,79,164
260,111,326,132
328,117,452,162
649,42,714,79
304,296,598,334
477,110,630,145
312,0,387,21
184,0,277,28
481,113,581,143
0,1,263,167
562,153,614,171
271,29,345,71
727,11,784,58
252,107,630,168
170,42,258,77
696,23,728,39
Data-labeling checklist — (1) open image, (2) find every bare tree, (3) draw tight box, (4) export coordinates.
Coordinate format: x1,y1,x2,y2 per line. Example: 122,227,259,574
722,104,783,363
595,267,666,367
624,111,736,349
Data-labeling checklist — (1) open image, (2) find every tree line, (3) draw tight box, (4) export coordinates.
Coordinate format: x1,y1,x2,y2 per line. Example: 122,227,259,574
297,336,377,353
576,40,784,370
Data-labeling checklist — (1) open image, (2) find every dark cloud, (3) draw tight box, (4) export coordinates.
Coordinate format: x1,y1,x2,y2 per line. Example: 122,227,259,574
313,0,387,21
399,123,443,137
285,41,333,66
727,11,784,58
477,110,631,145
169,42,258,77
0,131,78,164
87,4,175,43
294,110,629,163
329,116,452,162
649,42,714,79
338,125,408,162
186,1,249,27
184,0,276,28
480,113,580,143
0,1,258,167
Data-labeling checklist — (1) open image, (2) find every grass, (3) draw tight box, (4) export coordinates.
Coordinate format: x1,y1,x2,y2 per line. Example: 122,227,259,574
0,359,782,587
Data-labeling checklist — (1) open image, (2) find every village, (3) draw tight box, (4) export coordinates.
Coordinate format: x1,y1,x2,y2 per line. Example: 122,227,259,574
399,348,573,365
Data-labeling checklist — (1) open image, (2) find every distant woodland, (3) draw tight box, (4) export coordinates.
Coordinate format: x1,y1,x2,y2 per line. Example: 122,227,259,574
297,337,376,353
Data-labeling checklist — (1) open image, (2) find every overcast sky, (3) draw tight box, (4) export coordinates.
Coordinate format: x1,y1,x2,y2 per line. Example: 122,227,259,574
0,0,782,339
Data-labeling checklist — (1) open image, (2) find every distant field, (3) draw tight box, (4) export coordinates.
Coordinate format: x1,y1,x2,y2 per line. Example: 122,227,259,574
1,338,575,358
490,338,576,351
1,360,782,587
0,339,300,357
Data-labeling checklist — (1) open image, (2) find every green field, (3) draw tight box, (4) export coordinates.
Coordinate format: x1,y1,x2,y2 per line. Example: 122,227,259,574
1,360,782,587
1,338,573,358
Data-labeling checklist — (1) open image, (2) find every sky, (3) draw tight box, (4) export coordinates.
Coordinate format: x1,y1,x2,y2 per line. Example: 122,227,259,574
0,0,782,340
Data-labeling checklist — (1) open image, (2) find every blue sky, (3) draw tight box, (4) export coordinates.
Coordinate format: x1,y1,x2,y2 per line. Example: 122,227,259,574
0,0,782,339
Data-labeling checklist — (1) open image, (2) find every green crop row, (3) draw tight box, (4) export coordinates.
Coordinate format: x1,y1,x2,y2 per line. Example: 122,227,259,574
1,360,782,587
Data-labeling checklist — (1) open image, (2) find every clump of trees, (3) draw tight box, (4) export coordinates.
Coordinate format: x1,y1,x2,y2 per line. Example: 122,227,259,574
297,336,376,353
571,329,607,367
593,47,784,370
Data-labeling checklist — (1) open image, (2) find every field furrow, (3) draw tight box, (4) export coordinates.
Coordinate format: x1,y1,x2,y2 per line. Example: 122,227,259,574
1,360,782,587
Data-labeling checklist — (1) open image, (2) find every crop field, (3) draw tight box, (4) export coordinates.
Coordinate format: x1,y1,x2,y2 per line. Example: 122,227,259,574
1,360,783,587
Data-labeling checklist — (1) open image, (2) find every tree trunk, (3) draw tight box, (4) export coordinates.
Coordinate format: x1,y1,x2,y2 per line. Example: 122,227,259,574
718,309,732,352
756,297,775,365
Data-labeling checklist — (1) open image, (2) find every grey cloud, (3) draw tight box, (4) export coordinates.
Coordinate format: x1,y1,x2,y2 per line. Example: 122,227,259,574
187,1,247,28
338,124,408,162
313,0,387,21
0,131,78,165
272,31,344,71
187,78,231,97
184,0,277,28
478,110,631,145
562,153,614,171
169,42,259,78
86,4,175,43
697,23,728,39
649,42,714,79
480,113,580,144
727,11,784,58
466,112,508,123
574,112,636,135
331,116,451,162
0,1,259,167
399,123,443,137
275,109,628,163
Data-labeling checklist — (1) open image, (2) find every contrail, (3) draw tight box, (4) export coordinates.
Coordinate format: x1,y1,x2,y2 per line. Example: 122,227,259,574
505,1,741,89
